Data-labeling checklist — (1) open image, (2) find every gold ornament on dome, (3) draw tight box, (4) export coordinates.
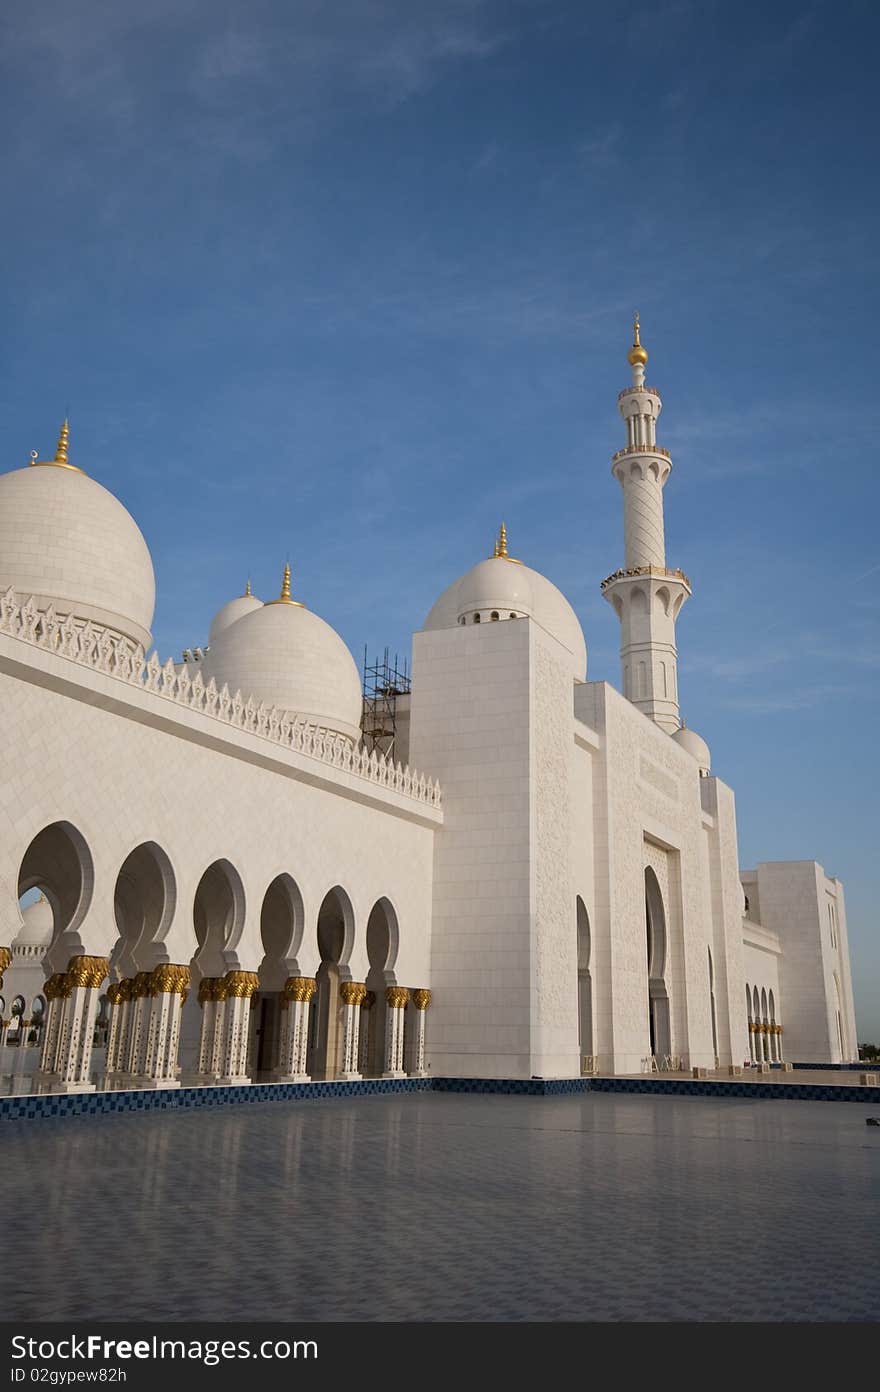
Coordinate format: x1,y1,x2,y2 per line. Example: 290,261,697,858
282,976,317,1003
29,419,83,474
385,986,410,1010
490,521,521,564
267,562,304,608
412,988,432,1011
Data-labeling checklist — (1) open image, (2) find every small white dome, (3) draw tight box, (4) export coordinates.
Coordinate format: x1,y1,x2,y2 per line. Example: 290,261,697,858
0,428,155,648
424,535,587,680
204,574,362,741
13,896,54,951
456,557,534,620
208,589,263,643
672,724,711,775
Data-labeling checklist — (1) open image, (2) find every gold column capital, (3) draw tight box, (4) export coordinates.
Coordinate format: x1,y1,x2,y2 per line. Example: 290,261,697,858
385,986,410,1010
223,970,260,999
43,972,68,1001
197,976,221,1005
106,981,124,1006
412,988,432,1011
340,981,367,1007
0,946,11,976
66,955,109,990
282,975,317,1003
131,971,153,999
150,964,191,998
361,989,376,1010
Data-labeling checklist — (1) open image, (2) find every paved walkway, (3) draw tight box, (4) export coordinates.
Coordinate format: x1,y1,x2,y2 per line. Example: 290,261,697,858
1,1091,878,1321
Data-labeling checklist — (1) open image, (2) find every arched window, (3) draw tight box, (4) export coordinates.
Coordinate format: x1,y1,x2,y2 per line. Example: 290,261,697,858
473,613,481,623
490,611,499,621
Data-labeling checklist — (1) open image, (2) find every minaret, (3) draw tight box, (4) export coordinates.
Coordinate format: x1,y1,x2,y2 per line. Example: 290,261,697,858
601,315,691,733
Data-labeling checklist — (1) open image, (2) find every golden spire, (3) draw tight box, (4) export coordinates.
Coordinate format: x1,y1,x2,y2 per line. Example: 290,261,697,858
628,311,648,368
489,520,521,564
244,578,252,597
29,417,82,473
267,561,304,607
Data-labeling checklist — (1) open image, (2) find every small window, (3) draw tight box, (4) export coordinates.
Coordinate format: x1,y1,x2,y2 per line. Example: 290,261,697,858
490,611,499,621
473,613,481,623
509,611,517,618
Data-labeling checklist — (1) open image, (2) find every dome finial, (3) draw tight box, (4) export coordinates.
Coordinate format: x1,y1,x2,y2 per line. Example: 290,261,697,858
55,418,70,464
29,417,82,472
628,312,648,368
498,521,508,558
267,560,304,607
244,577,252,597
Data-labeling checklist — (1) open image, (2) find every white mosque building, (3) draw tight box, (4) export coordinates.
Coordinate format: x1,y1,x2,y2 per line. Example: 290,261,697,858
0,320,858,1094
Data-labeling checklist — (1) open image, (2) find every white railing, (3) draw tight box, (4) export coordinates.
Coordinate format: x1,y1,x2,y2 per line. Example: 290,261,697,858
0,589,442,811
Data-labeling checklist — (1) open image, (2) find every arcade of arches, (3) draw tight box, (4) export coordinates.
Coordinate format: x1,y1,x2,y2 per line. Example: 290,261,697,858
4,822,432,1094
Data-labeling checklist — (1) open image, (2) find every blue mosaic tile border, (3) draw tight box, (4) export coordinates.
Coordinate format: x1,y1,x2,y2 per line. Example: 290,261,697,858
2,1070,877,1122
586,1076,878,1103
791,1061,873,1071
0,1075,431,1122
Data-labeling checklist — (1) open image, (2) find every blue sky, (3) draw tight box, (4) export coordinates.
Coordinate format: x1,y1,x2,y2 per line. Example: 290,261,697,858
2,1,878,1035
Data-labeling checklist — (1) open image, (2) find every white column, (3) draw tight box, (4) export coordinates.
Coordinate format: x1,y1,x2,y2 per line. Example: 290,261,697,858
747,1020,756,1064
216,972,259,1084
196,977,222,1078
339,982,366,1081
383,987,409,1078
776,1025,784,1063
408,989,431,1077
275,977,316,1082
104,981,127,1074
37,974,68,1079
55,956,109,1093
125,974,153,1077
137,965,190,1089
358,992,375,1075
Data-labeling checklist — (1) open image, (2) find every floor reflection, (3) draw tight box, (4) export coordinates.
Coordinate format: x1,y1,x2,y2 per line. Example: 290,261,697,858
1,1093,878,1321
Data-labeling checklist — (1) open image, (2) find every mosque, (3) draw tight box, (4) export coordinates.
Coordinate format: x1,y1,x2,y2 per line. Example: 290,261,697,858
0,320,857,1093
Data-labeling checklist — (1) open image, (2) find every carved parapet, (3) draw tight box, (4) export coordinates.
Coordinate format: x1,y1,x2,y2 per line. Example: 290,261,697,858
412,988,432,1011
385,986,410,1010
150,964,191,998
66,956,109,990
340,981,367,1007
600,564,691,593
223,970,260,999
282,976,317,1004
0,586,443,810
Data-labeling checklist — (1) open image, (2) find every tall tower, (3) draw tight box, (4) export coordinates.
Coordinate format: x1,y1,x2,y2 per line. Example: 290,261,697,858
601,316,691,733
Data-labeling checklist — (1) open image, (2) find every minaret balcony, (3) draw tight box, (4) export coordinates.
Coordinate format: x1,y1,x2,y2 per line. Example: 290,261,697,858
611,443,671,464
618,385,661,402
600,564,691,593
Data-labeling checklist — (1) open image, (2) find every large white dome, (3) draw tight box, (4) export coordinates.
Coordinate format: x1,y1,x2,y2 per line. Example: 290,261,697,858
204,569,363,741
0,425,155,648
208,586,263,643
424,531,587,680
671,724,711,775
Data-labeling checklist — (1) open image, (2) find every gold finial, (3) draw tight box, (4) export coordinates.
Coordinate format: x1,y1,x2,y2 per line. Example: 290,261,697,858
628,311,648,368
244,578,252,597
489,520,521,565
267,561,304,607
55,418,69,464
29,417,83,473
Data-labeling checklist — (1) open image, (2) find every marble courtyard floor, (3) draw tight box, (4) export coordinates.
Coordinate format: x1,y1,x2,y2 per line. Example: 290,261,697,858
1,1091,878,1322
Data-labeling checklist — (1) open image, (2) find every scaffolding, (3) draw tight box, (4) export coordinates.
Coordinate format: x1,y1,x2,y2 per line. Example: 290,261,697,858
361,647,411,758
